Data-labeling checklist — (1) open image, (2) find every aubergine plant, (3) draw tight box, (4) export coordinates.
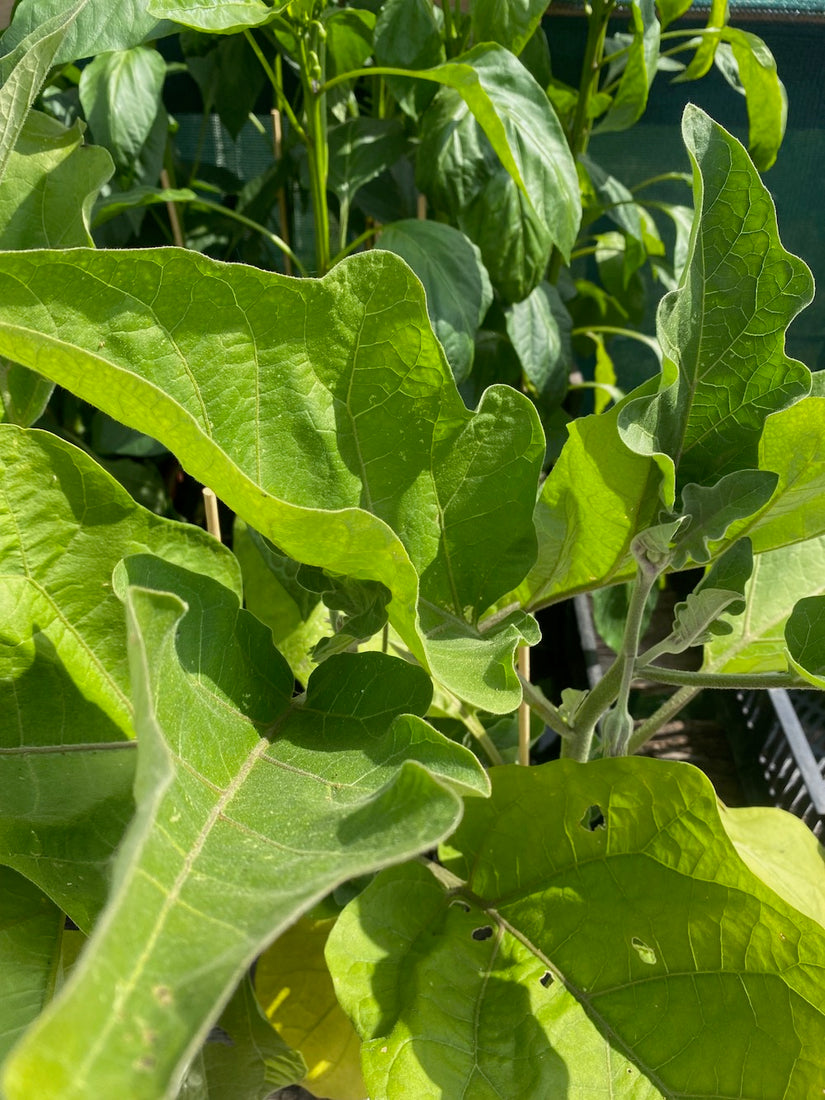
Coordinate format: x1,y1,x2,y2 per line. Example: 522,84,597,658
3,2,825,1100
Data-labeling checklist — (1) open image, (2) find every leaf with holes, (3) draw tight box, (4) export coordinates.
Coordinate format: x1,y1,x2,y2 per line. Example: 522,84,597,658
329,759,825,1097
0,248,543,712
1,553,488,1100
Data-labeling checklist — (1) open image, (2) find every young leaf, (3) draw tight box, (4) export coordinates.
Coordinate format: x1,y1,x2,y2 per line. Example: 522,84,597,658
672,468,777,566
330,760,825,1097
79,47,167,169
703,534,825,675
0,0,174,68
0,249,544,712
470,0,549,56
618,106,812,507
0,868,63,1062
784,596,825,689
256,917,365,1100
146,0,286,34
1,555,487,1100
378,220,492,384
663,539,753,652
597,0,660,134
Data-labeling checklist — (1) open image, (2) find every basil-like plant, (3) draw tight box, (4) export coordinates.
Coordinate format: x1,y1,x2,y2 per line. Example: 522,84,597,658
2,2,825,1099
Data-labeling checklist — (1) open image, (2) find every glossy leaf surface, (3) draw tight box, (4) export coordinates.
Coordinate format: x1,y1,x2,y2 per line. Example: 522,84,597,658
618,106,812,506
2,556,487,1100
470,0,549,55
78,47,166,168
0,248,543,711
331,759,825,1097
146,0,285,34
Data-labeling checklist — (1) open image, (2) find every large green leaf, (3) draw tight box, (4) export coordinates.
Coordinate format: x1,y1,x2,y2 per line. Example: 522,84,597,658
0,868,63,1063
0,0,174,69
618,106,812,508
378,220,492,385
147,0,287,34
703,534,825,674
409,44,580,271
712,28,786,171
1,554,487,1100
78,46,166,169
330,759,825,1097
470,0,549,56
511,402,662,610
0,249,543,711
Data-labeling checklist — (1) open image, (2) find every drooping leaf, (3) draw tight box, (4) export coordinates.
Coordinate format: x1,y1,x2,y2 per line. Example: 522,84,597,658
146,0,286,34
655,0,693,28
504,281,572,409
713,29,786,170
78,47,166,169
618,106,812,508
196,974,306,1099
1,554,488,1100
378,220,492,384
597,0,660,134
511,402,662,611
0,0,174,69
330,759,825,1097
0,868,63,1062
374,0,443,117
676,0,728,81
182,32,266,139
703,534,825,674
410,44,580,270
0,248,544,712
0,0,89,185
256,916,365,1100
470,0,549,55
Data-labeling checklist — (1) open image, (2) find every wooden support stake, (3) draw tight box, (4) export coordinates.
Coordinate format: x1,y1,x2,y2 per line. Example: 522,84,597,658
416,192,428,220
518,645,531,766
159,168,185,248
271,109,293,276
202,488,222,542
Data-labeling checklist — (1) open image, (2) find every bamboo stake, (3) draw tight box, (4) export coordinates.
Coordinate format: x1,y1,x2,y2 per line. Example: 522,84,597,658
159,169,185,248
202,488,221,541
417,192,428,220
517,645,531,765
271,109,293,276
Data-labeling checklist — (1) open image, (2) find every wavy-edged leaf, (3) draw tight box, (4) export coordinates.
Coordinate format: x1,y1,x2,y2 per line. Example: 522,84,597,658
673,469,777,566
2,555,487,1100
256,916,365,1100
330,759,825,1097
618,106,812,508
378,221,492,384
78,47,166,169
703,534,825,674
511,402,661,610
0,248,543,711
0,0,174,70
0,868,63,1062
146,0,286,34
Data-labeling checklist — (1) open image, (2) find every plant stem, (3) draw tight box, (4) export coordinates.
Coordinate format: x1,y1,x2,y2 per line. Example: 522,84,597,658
329,224,382,265
460,706,505,767
627,684,699,753
245,30,306,141
518,675,570,741
190,200,307,275
298,31,331,274
517,646,531,766
632,666,811,690
605,564,660,755
564,658,623,762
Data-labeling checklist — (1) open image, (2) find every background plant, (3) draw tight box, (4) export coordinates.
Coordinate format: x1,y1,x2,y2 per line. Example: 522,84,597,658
2,2,825,1099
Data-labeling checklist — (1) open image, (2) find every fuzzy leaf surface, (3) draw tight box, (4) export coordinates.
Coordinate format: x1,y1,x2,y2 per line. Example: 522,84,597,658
618,106,812,506
0,248,543,711
2,556,487,1100
330,759,825,1097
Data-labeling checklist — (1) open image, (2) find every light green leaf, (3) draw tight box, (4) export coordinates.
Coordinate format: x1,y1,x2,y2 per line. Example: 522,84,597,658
703,534,825,674
0,0,89,185
256,916,365,1100
511,402,662,611
598,0,660,134
196,974,306,1099
673,469,777,566
618,106,812,507
712,29,786,170
1,555,487,1100
470,0,549,55
0,361,52,427
411,44,580,269
330,759,825,1097
0,0,174,69
504,281,572,409
146,0,286,34
79,47,166,169
655,0,693,28
378,221,492,385
232,520,326,685
92,185,197,227
664,540,753,651
0,248,543,712
676,0,728,81
0,868,63,1062
784,596,825,689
